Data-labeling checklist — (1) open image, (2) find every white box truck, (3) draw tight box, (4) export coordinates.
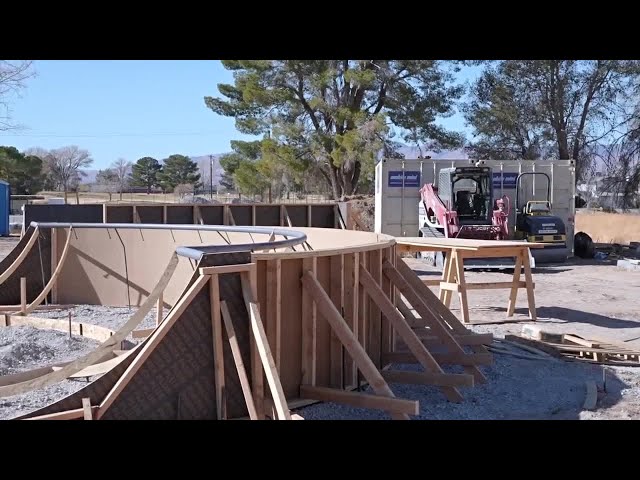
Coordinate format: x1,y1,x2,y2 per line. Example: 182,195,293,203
375,158,577,259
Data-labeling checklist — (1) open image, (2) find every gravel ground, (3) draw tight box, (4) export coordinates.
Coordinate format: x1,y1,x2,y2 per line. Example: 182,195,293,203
0,325,100,419
298,354,611,420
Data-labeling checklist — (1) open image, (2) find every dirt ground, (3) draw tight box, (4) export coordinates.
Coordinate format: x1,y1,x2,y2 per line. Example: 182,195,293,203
403,255,640,419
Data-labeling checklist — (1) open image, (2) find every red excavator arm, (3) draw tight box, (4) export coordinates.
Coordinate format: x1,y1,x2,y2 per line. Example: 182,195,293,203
419,183,460,237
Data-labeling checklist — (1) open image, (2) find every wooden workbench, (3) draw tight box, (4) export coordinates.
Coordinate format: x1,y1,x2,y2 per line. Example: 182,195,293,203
395,237,546,324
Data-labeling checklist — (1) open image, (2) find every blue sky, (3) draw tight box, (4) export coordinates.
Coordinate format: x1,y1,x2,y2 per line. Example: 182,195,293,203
0,61,478,169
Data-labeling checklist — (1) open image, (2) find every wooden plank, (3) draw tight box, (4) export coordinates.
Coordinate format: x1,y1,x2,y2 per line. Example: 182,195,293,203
583,381,598,410
210,273,226,420
453,251,470,324
381,247,394,357
301,257,317,386
68,349,136,379
301,272,410,420
382,370,474,388
383,260,486,379
359,265,463,402
392,258,489,384
26,407,98,421
300,385,419,416
266,259,282,372
343,252,358,387
507,251,523,317
0,226,39,286
241,273,291,420
422,278,442,286
199,263,256,276
51,227,58,303
20,277,26,314
221,301,258,420
367,249,382,369
383,352,492,366
465,281,533,290
408,332,493,347
521,249,537,321
563,335,600,348
242,265,264,419
330,254,343,388
82,398,93,420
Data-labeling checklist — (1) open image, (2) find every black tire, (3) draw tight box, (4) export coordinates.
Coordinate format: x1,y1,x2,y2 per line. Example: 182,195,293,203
574,231,595,259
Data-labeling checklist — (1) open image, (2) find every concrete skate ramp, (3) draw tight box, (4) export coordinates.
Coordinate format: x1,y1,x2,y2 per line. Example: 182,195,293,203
18,251,254,420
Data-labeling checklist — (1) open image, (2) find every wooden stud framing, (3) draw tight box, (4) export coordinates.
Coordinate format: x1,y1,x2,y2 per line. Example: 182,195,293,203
359,266,463,402
329,254,343,388
210,273,226,420
266,259,282,371
301,257,317,386
300,271,411,420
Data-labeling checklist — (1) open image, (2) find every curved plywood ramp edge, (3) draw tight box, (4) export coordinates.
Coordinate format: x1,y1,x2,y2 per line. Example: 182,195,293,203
3,315,116,343
0,253,180,400
0,227,51,305
0,226,40,286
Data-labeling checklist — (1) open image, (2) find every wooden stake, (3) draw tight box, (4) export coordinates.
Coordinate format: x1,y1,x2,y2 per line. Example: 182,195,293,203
20,277,27,315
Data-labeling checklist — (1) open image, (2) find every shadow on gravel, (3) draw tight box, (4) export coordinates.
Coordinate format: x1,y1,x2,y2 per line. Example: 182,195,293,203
486,306,640,330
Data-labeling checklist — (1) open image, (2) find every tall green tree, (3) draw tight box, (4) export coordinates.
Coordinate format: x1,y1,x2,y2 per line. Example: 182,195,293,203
205,60,464,199
0,146,45,194
464,60,640,181
158,154,200,191
130,156,162,193
218,140,262,191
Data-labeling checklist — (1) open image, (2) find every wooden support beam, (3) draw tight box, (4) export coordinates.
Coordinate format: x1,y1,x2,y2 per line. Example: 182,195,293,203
301,257,317,386
382,370,474,388
82,398,93,420
241,273,291,420
266,259,282,372
210,274,226,420
199,263,256,276
390,259,489,384
330,255,343,388
220,301,258,420
301,271,411,420
26,407,98,420
359,266,463,403
300,385,419,416
20,277,26,314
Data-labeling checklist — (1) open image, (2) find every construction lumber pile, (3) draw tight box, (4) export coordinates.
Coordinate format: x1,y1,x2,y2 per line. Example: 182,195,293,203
503,325,640,366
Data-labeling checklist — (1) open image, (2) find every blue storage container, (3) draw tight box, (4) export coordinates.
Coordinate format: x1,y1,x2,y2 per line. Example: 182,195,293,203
0,180,9,236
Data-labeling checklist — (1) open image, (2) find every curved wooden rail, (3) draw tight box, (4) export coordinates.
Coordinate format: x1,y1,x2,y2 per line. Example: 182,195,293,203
3,315,116,342
0,226,40,286
0,252,179,398
23,226,73,316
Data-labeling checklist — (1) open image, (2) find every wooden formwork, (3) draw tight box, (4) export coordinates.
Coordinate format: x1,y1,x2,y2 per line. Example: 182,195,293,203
0,226,493,419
